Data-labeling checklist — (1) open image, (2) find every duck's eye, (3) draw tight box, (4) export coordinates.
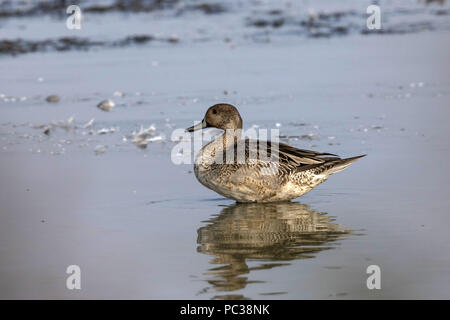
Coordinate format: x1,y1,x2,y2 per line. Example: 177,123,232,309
212,109,217,114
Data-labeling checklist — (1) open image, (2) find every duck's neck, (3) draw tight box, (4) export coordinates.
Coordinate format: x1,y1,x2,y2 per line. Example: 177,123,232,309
196,129,242,167
220,128,242,149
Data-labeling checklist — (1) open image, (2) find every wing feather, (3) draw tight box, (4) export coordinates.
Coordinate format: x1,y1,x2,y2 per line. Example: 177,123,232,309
243,139,341,169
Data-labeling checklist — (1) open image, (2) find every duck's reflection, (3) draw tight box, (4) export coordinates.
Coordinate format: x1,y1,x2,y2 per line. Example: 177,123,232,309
196,202,349,298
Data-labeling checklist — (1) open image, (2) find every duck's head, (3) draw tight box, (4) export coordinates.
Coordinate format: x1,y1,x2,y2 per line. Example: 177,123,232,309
186,103,243,132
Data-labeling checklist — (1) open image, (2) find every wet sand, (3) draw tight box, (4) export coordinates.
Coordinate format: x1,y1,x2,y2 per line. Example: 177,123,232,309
1,1,450,299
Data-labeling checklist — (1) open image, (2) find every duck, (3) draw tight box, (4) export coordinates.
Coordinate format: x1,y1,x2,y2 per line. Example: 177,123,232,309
186,103,365,203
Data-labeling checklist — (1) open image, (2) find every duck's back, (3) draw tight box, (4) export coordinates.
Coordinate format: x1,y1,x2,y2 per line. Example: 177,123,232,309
194,138,364,202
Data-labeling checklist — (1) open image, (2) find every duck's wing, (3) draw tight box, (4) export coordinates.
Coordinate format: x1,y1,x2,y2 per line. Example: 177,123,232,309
276,142,339,165
244,139,340,169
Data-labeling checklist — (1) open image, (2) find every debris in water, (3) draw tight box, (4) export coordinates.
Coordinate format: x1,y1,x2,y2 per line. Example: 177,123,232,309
97,127,116,135
97,99,115,112
46,95,60,103
132,124,157,148
55,116,74,130
168,35,179,43
148,135,163,142
95,145,107,155
82,118,95,129
280,133,316,141
299,133,316,140
33,116,75,134
289,122,308,127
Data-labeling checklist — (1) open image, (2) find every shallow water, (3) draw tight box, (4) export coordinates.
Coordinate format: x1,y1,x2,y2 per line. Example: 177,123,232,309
1,1,450,299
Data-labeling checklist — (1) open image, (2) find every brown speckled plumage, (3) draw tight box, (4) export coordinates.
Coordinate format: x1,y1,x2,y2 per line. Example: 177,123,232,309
187,104,365,203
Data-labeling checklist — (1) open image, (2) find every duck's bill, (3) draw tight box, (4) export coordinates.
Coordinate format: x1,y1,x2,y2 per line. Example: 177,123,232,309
186,119,207,132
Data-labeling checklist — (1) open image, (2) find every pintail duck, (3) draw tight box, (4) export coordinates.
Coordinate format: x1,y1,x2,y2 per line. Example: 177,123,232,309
186,104,365,203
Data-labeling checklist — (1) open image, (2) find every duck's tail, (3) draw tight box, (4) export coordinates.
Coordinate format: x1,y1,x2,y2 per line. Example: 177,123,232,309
324,154,366,175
